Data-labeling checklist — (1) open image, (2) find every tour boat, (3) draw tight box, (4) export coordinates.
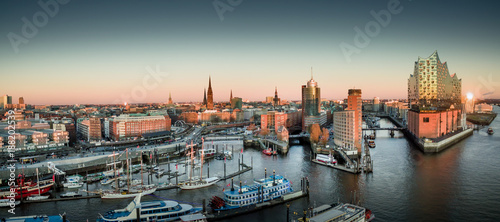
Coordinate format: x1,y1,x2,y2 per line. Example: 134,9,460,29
0,199,20,207
209,172,293,211
316,154,337,165
180,177,220,190
299,203,375,222
487,128,494,135
97,194,202,222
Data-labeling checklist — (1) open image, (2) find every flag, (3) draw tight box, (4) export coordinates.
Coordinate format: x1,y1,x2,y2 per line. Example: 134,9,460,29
224,156,226,163
176,164,178,170
241,148,243,154
226,183,231,187
290,181,293,185
137,145,139,149
222,188,225,192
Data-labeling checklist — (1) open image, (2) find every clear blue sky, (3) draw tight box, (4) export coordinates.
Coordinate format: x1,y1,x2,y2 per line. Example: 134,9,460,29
1,0,499,104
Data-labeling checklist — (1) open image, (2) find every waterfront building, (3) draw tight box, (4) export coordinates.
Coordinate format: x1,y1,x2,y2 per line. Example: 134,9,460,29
333,89,362,155
207,76,214,110
110,114,171,141
261,111,287,132
407,51,466,140
301,71,321,131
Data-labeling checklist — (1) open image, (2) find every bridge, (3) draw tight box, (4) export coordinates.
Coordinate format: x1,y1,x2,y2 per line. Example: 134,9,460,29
362,127,405,131
289,132,310,138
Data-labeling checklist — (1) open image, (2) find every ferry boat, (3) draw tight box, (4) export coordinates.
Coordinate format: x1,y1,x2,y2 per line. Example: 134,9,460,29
299,203,374,222
316,154,337,165
209,172,293,211
1,214,68,222
262,148,276,156
487,127,494,135
97,194,202,222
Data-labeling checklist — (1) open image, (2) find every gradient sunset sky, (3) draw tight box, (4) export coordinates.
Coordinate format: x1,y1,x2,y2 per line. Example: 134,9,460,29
1,0,499,105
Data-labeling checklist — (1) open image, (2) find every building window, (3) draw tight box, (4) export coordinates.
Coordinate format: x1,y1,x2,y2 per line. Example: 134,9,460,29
423,117,429,123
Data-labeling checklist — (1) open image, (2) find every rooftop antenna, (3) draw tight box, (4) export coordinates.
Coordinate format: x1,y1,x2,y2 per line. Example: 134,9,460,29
310,67,313,80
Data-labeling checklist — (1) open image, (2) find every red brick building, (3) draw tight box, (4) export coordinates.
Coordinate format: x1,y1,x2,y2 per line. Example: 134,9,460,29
407,109,462,139
261,111,287,132
110,114,171,141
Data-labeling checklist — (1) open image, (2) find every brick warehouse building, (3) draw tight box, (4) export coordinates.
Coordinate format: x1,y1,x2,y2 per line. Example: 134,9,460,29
110,114,171,141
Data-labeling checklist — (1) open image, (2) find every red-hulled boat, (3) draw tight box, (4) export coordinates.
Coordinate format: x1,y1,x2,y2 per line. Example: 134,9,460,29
262,148,273,156
0,175,54,200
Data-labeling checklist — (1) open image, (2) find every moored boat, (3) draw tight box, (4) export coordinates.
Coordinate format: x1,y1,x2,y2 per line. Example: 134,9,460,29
60,192,82,198
487,127,494,135
97,194,202,221
316,154,337,165
26,194,50,201
262,148,273,156
1,214,68,222
101,187,157,199
209,170,293,211
0,199,20,207
368,140,376,148
180,177,220,190
298,202,374,222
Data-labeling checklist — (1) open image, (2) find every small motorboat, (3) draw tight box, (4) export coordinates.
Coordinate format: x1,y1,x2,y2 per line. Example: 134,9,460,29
60,192,82,198
262,148,273,156
26,195,50,201
368,140,376,148
0,199,20,207
487,128,494,135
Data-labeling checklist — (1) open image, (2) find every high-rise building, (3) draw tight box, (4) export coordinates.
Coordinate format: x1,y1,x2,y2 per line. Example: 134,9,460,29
19,97,24,104
407,51,465,139
1,95,12,109
301,70,321,131
265,96,274,104
333,89,362,155
408,50,461,109
207,76,214,110
273,87,281,107
373,97,380,112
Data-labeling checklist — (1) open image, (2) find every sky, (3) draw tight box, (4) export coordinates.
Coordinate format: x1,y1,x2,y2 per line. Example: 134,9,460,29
1,0,499,105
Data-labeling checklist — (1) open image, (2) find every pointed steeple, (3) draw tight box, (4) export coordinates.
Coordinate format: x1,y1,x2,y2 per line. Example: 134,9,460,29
274,87,278,97
207,75,214,109
203,88,207,105
230,89,233,102
168,92,173,104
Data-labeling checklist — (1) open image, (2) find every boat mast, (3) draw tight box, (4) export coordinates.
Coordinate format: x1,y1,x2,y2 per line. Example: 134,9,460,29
200,137,204,182
140,151,144,186
36,168,40,196
126,149,130,192
113,151,118,192
190,140,194,186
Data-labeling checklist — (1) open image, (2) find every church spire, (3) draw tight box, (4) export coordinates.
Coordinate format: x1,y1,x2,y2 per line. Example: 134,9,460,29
230,89,233,102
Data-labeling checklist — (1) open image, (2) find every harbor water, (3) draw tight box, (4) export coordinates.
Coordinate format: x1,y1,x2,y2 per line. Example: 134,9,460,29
1,107,500,221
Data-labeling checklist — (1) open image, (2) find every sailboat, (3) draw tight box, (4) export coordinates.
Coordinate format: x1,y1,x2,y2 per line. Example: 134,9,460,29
180,139,220,190
101,150,156,199
26,168,50,201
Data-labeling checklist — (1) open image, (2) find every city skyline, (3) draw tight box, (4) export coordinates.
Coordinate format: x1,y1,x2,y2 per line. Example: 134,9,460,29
1,0,500,104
